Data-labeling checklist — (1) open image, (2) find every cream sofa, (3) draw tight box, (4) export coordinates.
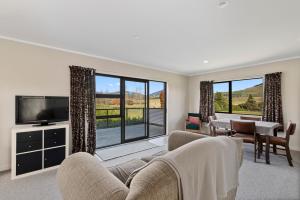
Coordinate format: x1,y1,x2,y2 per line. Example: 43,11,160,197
57,131,242,200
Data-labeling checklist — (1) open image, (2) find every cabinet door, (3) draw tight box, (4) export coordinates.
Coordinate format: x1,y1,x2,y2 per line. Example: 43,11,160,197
17,131,43,153
44,147,65,168
44,128,66,148
16,151,42,175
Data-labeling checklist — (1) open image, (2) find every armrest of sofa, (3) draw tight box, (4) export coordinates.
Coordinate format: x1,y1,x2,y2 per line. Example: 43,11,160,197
168,130,207,151
57,152,129,200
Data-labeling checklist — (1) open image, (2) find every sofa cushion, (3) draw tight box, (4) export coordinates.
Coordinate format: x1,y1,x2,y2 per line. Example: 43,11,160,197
186,123,199,130
126,160,179,200
140,150,168,163
57,152,129,200
189,116,200,124
108,159,146,183
168,130,207,151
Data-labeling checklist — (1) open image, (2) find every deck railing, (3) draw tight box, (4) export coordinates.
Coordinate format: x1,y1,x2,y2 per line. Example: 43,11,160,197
96,108,164,129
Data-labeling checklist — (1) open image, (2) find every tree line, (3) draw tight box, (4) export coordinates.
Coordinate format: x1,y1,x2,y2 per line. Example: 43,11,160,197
214,92,263,112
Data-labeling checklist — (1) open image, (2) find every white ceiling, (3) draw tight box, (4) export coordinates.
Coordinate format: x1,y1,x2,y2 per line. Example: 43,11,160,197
0,0,300,75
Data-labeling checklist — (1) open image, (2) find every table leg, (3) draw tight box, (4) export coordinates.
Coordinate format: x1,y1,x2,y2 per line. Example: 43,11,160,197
266,135,270,164
273,128,277,154
213,127,216,136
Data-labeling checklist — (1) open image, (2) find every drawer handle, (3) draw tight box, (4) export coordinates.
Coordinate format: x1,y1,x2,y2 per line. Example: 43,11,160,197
29,136,32,138
28,145,32,148
54,133,57,135
45,158,47,161
17,164,20,167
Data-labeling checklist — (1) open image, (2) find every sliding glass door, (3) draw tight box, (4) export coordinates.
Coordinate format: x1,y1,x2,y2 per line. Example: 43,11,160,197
96,74,167,148
124,79,147,141
149,81,166,137
96,76,122,148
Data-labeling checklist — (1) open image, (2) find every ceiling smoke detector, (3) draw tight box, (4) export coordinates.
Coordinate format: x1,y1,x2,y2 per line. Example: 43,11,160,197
218,0,229,8
203,60,209,64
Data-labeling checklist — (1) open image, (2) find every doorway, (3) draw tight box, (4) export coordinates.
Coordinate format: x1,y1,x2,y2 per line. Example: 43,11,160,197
95,74,166,148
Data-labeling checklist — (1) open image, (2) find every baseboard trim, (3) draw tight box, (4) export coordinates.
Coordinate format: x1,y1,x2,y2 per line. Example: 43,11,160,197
0,164,10,172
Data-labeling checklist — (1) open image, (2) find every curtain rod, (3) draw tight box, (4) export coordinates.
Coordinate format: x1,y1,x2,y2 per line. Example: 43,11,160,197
211,76,263,83
210,71,282,83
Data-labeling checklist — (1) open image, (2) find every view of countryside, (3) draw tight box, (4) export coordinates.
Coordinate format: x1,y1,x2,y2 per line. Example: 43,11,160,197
214,79,263,115
96,79,165,129
95,76,166,147
96,93,165,127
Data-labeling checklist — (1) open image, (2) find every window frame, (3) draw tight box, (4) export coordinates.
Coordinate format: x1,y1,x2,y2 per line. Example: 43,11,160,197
213,77,263,116
95,73,167,148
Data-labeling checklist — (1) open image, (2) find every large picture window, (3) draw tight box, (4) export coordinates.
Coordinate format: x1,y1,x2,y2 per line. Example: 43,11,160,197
213,78,263,115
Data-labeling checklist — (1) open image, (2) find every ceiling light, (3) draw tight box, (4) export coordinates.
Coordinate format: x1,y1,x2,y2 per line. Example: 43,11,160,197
218,0,229,8
203,60,209,64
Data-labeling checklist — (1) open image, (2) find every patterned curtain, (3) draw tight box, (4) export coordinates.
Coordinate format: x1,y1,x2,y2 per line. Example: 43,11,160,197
262,72,284,129
199,81,214,122
70,66,96,155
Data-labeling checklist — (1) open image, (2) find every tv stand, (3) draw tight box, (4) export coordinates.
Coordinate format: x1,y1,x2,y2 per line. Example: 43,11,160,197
33,122,56,127
11,123,69,179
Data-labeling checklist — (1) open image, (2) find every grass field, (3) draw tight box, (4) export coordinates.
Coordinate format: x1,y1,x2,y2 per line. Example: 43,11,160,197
96,98,163,119
232,110,262,115
216,109,262,116
232,97,263,105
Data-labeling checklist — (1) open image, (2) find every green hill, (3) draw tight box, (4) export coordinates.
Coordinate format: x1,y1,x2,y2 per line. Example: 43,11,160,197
232,83,263,98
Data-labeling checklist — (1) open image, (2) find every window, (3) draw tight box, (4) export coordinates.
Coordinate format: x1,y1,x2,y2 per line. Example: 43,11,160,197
213,82,230,113
96,76,120,94
213,78,263,115
95,74,167,148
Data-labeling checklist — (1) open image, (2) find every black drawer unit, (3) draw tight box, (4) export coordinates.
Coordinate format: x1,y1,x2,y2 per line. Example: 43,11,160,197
44,147,66,168
12,125,68,179
16,151,42,175
16,131,43,153
44,128,66,148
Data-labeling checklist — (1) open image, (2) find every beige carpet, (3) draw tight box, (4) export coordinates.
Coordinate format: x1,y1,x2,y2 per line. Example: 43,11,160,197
0,138,299,200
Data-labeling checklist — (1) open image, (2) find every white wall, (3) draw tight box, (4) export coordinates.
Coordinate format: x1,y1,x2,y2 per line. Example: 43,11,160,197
0,39,189,171
188,59,300,151
1,37,299,172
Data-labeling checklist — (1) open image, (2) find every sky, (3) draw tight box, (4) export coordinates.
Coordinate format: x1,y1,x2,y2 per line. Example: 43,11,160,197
214,78,263,93
96,76,164,94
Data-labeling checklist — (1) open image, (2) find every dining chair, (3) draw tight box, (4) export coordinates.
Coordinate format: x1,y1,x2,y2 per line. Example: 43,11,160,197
240,116,261,121
208,115,231,136
259,122,296,167
230,120,258,162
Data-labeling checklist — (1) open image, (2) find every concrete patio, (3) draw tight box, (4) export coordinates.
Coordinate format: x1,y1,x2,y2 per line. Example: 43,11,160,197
96,123,164,148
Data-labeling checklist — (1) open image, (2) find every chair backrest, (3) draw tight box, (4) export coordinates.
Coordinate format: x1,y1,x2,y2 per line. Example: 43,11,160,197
208,115,217,136
208,115,216,123
287,122,296,136
231,120,256,135
188,113,201,119
240,116,261,121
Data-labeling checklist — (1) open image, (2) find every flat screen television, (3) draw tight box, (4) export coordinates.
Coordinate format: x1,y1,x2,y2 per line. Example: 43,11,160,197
16,96,69,126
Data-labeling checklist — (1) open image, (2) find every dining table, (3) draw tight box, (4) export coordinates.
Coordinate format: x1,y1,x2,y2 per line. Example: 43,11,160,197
210,118,281,164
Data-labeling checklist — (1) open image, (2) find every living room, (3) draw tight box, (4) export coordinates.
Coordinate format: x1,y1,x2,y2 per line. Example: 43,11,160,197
0,1,300,200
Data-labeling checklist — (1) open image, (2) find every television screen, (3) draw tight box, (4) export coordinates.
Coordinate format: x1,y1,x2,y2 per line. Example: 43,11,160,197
16,96,69,124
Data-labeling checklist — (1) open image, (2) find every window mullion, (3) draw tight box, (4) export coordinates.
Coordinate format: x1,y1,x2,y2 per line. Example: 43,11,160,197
229,81,232,113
